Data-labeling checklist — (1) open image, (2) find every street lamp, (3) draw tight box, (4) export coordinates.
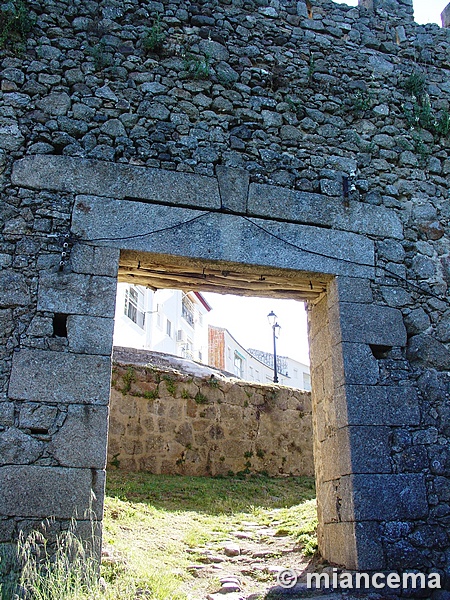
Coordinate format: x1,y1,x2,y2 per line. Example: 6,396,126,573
267,310,281,383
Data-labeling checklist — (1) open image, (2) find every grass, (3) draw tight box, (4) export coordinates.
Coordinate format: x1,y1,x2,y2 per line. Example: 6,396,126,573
102,472,317,598
1,472,317,600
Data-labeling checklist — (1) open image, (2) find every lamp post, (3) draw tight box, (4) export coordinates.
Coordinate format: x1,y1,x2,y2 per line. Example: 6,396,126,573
267,310,281,383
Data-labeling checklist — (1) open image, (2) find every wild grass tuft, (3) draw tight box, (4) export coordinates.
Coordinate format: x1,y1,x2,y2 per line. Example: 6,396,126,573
18,527,100,600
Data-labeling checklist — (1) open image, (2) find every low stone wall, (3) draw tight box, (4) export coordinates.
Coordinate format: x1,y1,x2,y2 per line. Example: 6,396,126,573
108,359,313,477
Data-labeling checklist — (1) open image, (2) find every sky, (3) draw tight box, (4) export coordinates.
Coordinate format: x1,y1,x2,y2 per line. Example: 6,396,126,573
202,293,310,365
410,0,448,23
333,0,448,24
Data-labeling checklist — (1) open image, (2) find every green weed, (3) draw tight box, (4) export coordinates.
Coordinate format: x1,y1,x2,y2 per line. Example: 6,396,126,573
183,53,210,80
206,376,219,388
194,391,209,404
403,71,427,99
89,42,113,71
162,375,176,396
286,96,305,118
110,453,121,469
350,89,372,113
16,523,100,600
121,367,136,395
142,13,166,55
264,499,318,556
0,0,35,52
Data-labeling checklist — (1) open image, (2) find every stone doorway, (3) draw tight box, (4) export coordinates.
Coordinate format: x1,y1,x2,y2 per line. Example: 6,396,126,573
5,157,415,572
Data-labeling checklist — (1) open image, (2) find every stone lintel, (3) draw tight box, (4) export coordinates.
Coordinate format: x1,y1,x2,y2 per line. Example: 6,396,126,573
335,384,420,427
0,465,105,519
72,196,375,279
248,183,404,239
8,349,111,405
12,155,221,210
216,165,249,213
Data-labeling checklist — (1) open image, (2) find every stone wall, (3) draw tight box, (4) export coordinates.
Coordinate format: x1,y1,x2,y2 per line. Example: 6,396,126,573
0,0,449,578
108,353,314,477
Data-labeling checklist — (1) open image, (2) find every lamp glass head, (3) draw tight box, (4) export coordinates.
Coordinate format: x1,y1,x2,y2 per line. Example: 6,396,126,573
267,310,277,327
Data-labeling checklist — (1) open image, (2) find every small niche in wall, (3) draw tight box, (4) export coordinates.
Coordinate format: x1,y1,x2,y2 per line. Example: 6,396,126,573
52,313,68,338
29,427,49,435
369,344,392,359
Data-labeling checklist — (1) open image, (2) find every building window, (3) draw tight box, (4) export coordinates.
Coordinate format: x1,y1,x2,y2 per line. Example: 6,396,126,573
234,352,244,378
166,319,172,338
181,294,195,327
124,286,145,329
198,350,203,362
156,304,162,328
303,373,311,391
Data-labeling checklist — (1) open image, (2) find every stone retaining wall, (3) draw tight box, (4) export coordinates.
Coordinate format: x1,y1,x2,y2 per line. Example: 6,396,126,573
108,358,314,477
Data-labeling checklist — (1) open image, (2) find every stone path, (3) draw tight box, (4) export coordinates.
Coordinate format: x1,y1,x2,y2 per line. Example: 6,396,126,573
184,519,327,599
184,522,445,600
181,521,388,600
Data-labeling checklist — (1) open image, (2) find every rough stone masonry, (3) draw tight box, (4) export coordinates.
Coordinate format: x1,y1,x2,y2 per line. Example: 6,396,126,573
0,0,449,587
108,347,315,477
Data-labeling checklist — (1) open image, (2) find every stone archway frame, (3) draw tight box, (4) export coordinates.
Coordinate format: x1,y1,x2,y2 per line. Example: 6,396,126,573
6,155,424,570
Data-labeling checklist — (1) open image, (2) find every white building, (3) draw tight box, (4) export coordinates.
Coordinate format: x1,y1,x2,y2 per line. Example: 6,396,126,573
113,283,212,363
114,286,310,390
208,325,310,390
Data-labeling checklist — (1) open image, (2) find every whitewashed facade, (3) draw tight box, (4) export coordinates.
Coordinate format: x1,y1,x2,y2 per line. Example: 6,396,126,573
114,286,310,390
114,284,211,363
